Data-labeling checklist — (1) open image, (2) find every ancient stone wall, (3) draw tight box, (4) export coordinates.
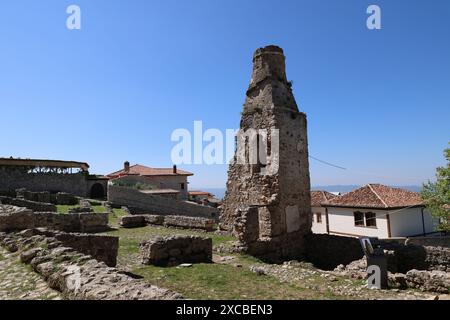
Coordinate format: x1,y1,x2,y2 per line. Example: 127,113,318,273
17,228,118,267
0,205,108,233
0,230,182,300
305,233,364,270
140,235,212,267
108,185,218,219
163,215,215,231
0,168,89,197
221,45,311,262
16,189,78,205
10,198,57,212
385,236,450,249
306,233,450,273
119,214,215,231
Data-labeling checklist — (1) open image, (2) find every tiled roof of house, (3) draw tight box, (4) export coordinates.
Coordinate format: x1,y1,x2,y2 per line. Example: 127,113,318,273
325,184,424,209
140,189,180,194
189,191,213,196
311,191,339,207
108,164,193,177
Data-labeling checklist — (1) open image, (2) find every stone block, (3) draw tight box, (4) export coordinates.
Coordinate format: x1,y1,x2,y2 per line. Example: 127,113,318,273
140,235,212,267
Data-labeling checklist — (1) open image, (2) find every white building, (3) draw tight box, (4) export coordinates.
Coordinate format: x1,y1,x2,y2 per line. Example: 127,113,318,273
311,184,437,238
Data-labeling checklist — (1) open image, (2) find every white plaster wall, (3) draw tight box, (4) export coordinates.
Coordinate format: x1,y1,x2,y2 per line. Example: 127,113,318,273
327,207,389,238
311,207,327,234
389,207,437,237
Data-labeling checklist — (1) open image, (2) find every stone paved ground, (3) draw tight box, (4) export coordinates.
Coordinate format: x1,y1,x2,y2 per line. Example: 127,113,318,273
0,247,62,300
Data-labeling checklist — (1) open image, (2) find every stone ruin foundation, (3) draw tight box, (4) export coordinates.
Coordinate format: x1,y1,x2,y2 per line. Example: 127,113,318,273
0,205,109,233
140,235,213,267
0,230,182,300
0,203,183,299
221,45,311,262
120,213,216,232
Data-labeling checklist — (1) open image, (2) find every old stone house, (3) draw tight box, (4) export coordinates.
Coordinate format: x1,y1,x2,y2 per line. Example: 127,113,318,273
107,162,193,200
311,184,437,238
0,157,108,199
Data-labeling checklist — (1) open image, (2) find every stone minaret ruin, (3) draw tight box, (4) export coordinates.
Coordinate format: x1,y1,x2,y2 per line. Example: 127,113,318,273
221,45,311,262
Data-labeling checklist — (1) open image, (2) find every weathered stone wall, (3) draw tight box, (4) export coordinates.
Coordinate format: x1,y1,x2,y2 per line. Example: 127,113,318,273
140,236,212,267
164,215,215,231
385,236,450,249
119,214,215,231
221,46,311,262
16,189,78,205
305,233,364,270
381,241,450,273
10,198,57,212
306,233,450,273
17,228,118,267
0,230,182,300
0,168,89,197
0,205,108,233
108,185,218,219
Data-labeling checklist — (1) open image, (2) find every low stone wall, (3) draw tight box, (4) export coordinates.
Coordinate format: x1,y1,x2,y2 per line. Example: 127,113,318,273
120,215,165,228
20,189,79,206
0,231,183,300
140,236,212,267
305,233,364,270
119,214,215,231
16,228,118,267
108,185,218,219
0,205,109,233
164,215,215,231
385,236,450,249
3,197,57,212
305,233,450,272
120,215,147,228
381,242,450,273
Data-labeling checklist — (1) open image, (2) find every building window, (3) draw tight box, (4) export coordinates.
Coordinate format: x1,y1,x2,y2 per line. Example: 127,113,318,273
354,211,377,228
354,211,365,226
315,213,322,224
180,183,185,190
365,212,377,228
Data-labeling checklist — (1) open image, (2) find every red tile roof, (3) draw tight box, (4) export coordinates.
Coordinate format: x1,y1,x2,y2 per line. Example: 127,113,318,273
189,191,213,196
325,184,424,209
108,164,193,178
311,191,339,207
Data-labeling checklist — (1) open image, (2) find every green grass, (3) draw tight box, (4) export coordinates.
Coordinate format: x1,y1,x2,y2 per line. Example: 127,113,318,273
132,263,331,300
56,205,107,214
100,217,353,300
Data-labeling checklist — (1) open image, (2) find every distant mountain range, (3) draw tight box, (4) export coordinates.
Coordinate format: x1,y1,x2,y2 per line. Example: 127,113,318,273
194,185,423,200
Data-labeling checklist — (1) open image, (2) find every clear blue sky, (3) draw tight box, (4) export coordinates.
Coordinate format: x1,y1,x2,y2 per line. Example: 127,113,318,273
0,0,449,188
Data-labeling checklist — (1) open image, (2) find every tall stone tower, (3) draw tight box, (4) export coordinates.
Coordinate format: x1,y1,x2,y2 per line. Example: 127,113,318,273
221,45,311,262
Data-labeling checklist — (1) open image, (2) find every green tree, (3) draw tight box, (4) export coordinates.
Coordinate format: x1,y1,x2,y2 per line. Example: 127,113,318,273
421,144,450,232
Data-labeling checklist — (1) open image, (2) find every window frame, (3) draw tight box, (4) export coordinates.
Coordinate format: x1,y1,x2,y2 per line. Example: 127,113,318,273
354,211,378,229
354,211,365,227
364,212,377,228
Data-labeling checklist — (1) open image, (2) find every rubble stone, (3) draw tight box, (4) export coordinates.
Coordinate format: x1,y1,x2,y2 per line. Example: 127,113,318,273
0,229,182,300
405,270,450,294
140,235,212,267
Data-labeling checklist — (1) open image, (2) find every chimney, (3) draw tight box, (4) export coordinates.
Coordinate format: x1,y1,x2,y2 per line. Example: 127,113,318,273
173,165,177,174
124,161,130,172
